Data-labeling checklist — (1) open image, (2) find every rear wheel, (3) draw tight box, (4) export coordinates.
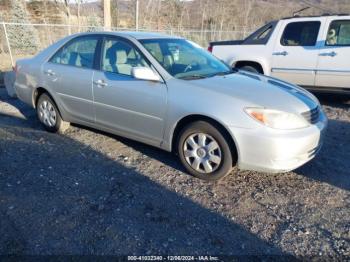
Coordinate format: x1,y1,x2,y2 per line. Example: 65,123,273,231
36,93,70,133
177,121,234,181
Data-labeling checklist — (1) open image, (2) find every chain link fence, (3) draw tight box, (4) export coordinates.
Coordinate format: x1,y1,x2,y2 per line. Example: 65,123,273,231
0,22,252,72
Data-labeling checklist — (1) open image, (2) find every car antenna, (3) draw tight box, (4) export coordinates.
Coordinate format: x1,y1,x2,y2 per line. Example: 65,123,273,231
293,6,310,17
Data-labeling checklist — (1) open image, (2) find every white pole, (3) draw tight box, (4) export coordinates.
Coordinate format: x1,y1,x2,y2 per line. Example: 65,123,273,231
135,0,139,31
104,0,111,30
2,22,14,68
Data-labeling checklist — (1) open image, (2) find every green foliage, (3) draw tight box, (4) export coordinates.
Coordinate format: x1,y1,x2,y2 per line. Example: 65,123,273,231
7,0,40,54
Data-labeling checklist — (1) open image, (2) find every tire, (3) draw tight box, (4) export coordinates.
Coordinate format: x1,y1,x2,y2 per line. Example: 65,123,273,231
238,65,260,74
36,93,70,133
177,121,234,181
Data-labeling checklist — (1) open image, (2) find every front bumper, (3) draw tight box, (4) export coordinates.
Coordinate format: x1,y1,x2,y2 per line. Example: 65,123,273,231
229,111,328,173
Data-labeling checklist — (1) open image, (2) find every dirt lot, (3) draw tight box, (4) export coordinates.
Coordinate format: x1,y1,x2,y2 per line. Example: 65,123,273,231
0,87,349,258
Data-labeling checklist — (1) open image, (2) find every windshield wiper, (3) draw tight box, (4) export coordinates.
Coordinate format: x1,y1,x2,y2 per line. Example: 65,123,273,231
178,69,238,80
178,75,208,80
208,68,239,77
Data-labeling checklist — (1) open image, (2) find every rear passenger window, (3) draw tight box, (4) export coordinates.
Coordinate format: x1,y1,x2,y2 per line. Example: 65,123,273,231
281,21,320,46
50,37,98,69
326,20,350,46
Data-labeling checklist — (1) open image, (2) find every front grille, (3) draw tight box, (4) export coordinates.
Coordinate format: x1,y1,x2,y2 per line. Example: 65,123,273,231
302,106,320,124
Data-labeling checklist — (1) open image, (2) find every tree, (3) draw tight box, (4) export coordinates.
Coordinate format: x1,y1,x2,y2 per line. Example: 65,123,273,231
54,0,72,34
111,0,119,28
7,0,40,55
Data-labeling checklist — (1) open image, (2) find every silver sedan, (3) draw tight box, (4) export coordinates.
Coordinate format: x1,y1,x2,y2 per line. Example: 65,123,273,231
14,32,327,180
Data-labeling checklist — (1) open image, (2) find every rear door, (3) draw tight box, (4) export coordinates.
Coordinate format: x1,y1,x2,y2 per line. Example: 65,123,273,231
42,35,100,123
92,36,167,145
271,20,323,86
315,18,350,90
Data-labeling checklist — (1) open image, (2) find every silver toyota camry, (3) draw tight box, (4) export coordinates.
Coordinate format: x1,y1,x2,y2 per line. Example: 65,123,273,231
14,32,327,180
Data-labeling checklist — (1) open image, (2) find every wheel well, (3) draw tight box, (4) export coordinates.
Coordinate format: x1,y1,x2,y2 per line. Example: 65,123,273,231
235,61,264,74
33,87,48,108
172,115,238,165
33,87,65,119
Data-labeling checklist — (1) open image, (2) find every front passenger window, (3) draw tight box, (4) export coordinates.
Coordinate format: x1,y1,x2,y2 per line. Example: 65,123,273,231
102,39,150,76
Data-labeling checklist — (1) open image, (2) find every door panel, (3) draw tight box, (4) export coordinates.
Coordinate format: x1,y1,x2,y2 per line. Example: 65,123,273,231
316,19,350,89
271,20,322,86
93,37,167,144
42,36,99,123
93,71,167,144
42,63,94,122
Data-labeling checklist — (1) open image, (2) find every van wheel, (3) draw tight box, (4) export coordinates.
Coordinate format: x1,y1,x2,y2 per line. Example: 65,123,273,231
177,121,234,181
238,65,260,74
36,93,70,133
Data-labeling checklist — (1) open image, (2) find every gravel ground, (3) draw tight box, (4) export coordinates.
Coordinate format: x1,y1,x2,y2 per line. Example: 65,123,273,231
0,88,349,258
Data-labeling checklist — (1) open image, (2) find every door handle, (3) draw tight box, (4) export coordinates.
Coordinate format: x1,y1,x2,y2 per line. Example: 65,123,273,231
93,79,108,87
319,51,337,57
272,51,288,56
44,69,55,76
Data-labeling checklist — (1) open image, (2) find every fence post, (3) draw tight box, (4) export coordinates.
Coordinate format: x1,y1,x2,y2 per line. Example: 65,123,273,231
2,22,14,68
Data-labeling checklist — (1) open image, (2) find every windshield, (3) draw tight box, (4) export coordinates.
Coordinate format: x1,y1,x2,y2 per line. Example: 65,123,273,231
140,38,232,80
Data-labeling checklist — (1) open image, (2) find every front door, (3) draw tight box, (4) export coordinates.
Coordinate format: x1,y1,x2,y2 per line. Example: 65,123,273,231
93,37,167,145
271,20,322,86
43,35,99,123
315,19,350,90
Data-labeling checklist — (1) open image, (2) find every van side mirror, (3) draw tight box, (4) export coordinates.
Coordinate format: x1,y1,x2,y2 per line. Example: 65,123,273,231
131,67,161,82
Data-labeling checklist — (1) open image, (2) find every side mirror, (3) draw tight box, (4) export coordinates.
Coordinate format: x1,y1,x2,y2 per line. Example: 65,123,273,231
131,67,161,82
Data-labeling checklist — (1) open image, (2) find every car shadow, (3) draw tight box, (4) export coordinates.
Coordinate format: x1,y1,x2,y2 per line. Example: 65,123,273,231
0,89,38,124
74,124,187,173
0,109,289,256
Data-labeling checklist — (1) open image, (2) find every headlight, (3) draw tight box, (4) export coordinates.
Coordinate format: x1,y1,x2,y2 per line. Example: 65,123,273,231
244,108,309,130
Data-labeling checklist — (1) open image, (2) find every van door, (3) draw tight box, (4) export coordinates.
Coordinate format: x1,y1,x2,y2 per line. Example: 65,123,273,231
315,18,350,90
271,20,322,86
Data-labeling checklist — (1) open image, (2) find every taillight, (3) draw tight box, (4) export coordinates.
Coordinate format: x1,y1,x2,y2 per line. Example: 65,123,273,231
208,45,213,53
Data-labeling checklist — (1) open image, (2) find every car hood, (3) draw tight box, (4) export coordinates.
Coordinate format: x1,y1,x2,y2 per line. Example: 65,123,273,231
187,71,319,114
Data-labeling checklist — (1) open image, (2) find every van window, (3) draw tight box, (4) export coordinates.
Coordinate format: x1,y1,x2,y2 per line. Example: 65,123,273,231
326,20,350,46
281,21,320,46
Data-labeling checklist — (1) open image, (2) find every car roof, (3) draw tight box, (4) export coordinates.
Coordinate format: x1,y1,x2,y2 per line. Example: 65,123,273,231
73,31,182,40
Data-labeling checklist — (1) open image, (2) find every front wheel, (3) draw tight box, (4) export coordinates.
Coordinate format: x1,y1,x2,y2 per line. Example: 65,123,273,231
36,93,70,133
177,121,234,181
